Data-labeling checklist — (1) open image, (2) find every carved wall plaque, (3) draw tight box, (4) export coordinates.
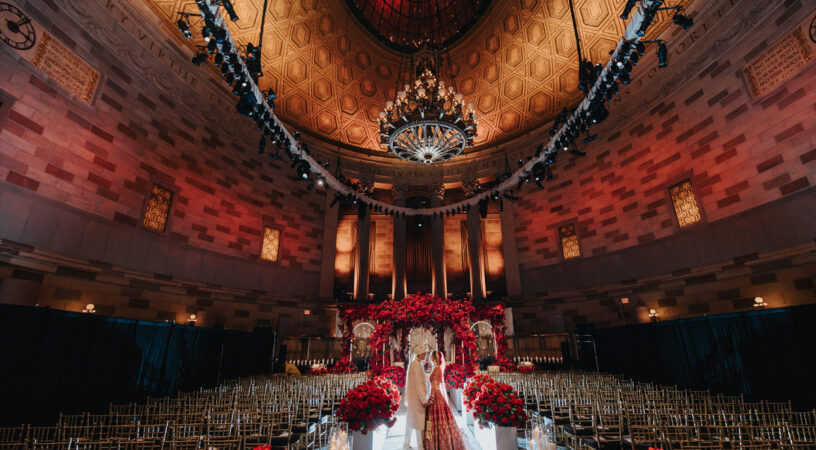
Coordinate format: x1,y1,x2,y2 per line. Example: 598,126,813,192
743,13,816,98
30,31,100,104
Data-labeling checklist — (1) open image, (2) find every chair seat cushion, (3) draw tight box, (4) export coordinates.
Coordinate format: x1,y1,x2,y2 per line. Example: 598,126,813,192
564,424,594,436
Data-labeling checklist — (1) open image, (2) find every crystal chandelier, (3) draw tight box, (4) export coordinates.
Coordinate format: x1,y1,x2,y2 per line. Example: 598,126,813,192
378,57,478,165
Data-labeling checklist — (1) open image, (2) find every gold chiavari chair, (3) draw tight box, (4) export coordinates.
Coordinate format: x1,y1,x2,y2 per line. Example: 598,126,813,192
0,425,27,448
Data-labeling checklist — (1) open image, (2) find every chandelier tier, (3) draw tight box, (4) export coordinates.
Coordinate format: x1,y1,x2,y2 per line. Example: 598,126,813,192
378,60,478,165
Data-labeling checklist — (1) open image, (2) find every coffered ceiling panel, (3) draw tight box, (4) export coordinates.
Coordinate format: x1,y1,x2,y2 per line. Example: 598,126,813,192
145,0,691,154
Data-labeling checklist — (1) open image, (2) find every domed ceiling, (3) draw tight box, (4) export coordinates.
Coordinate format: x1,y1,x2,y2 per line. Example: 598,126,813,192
146,0,690,155
344,0,493,52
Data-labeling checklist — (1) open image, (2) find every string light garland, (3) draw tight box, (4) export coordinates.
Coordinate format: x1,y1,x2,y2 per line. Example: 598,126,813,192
184,0,682,217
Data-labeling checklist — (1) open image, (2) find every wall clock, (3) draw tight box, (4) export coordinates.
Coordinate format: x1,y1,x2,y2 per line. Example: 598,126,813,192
0,2,36,50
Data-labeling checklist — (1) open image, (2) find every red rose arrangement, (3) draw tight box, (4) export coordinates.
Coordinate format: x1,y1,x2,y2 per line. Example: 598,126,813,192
379,365,406,388
463,374,494,411
470,381,527,428
337,376,401,433
330,357,354,374
307,367,329,375
444,364,467,389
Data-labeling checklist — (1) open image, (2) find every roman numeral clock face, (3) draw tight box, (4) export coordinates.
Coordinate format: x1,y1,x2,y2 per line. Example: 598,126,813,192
0,2,36,50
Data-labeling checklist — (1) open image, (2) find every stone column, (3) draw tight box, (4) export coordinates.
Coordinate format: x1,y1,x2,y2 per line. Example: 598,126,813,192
430,183,446,298
354,180,374,302
318,187,340,300
392,185,407,301
500,201,523,299
464,180,485,301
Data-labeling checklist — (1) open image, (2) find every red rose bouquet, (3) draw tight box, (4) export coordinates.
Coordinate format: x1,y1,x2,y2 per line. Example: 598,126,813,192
330,357,354,374
307,367,329,375
471,381,527,428
444,364,467,389
463,374,494,411
379,365,406,388
337,376,401,433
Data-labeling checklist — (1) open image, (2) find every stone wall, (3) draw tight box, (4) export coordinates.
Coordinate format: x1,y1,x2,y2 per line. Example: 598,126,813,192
0,0,326,321
512,0,816,330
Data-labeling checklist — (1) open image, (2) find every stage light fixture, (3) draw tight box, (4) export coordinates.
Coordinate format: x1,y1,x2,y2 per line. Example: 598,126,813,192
673,13,693,29
213,52,223,67
207,39,217,54
221,0,240,21
657,41,668,67
177,17,192,39
620,0,637,19
191,52,207,66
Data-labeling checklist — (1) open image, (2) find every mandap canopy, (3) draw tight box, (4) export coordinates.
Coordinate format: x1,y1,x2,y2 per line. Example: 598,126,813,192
336,293,510,376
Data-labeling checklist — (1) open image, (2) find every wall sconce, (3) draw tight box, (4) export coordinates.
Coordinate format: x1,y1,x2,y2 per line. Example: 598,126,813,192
188,313,197,324
304,309,311,316
620,297,630,304
83,303,96,314
754,297,767,309
649,308,659,322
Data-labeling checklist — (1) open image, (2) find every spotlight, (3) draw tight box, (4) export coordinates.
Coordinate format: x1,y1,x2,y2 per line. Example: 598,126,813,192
191,52,208,66
236,92,257,117
672,13,693,29
297,160,311,179
259,133,268,154
212,27,227,43
177,17,192,39
221,0,240,21
202,27,212,42
657,41,668,68
620,0,637,19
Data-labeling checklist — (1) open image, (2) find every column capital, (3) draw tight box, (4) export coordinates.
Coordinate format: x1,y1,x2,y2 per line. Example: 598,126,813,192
391,185,408,205
463,179,481,198
431,183,446,202
357,177,374,195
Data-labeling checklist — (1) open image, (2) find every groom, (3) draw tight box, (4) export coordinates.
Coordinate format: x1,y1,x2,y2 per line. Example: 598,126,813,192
404,343,430,450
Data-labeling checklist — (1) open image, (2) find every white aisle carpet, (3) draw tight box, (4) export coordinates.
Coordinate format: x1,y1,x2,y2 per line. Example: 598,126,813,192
382,404,482,450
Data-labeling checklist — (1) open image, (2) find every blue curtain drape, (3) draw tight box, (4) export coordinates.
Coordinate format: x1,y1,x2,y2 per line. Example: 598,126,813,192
0,304,275,426
594,303,816,410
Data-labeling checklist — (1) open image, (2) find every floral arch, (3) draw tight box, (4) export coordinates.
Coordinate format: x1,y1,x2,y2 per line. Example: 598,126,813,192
335,294,511,376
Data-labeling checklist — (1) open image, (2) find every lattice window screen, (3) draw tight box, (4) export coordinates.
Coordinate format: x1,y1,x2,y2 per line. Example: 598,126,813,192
669,180,702,228
559,223,581,260
142,184,173,232
261,227,281,262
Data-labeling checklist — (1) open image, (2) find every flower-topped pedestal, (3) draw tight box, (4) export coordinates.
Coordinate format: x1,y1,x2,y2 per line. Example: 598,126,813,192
336,377,400,450
465,376,527,450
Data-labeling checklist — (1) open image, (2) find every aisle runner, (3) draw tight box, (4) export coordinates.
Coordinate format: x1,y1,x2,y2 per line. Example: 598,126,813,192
382,404,481,450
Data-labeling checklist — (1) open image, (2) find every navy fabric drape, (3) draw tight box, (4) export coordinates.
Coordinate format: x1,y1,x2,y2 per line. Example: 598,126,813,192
0,304,275,426
594,303,816,410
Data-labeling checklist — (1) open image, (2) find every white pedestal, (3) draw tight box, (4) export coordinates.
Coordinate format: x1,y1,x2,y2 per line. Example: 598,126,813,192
449,388,463,413
350,424,388,450
474,423,517,450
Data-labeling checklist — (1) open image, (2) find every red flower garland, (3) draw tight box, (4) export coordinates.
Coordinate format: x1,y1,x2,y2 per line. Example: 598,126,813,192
330,357,354,374
337,295,512,377
471,381,527,428
337,376,400,433
444,364,467,390
463,374,494,411
307,367,329,375
378,365,406,388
